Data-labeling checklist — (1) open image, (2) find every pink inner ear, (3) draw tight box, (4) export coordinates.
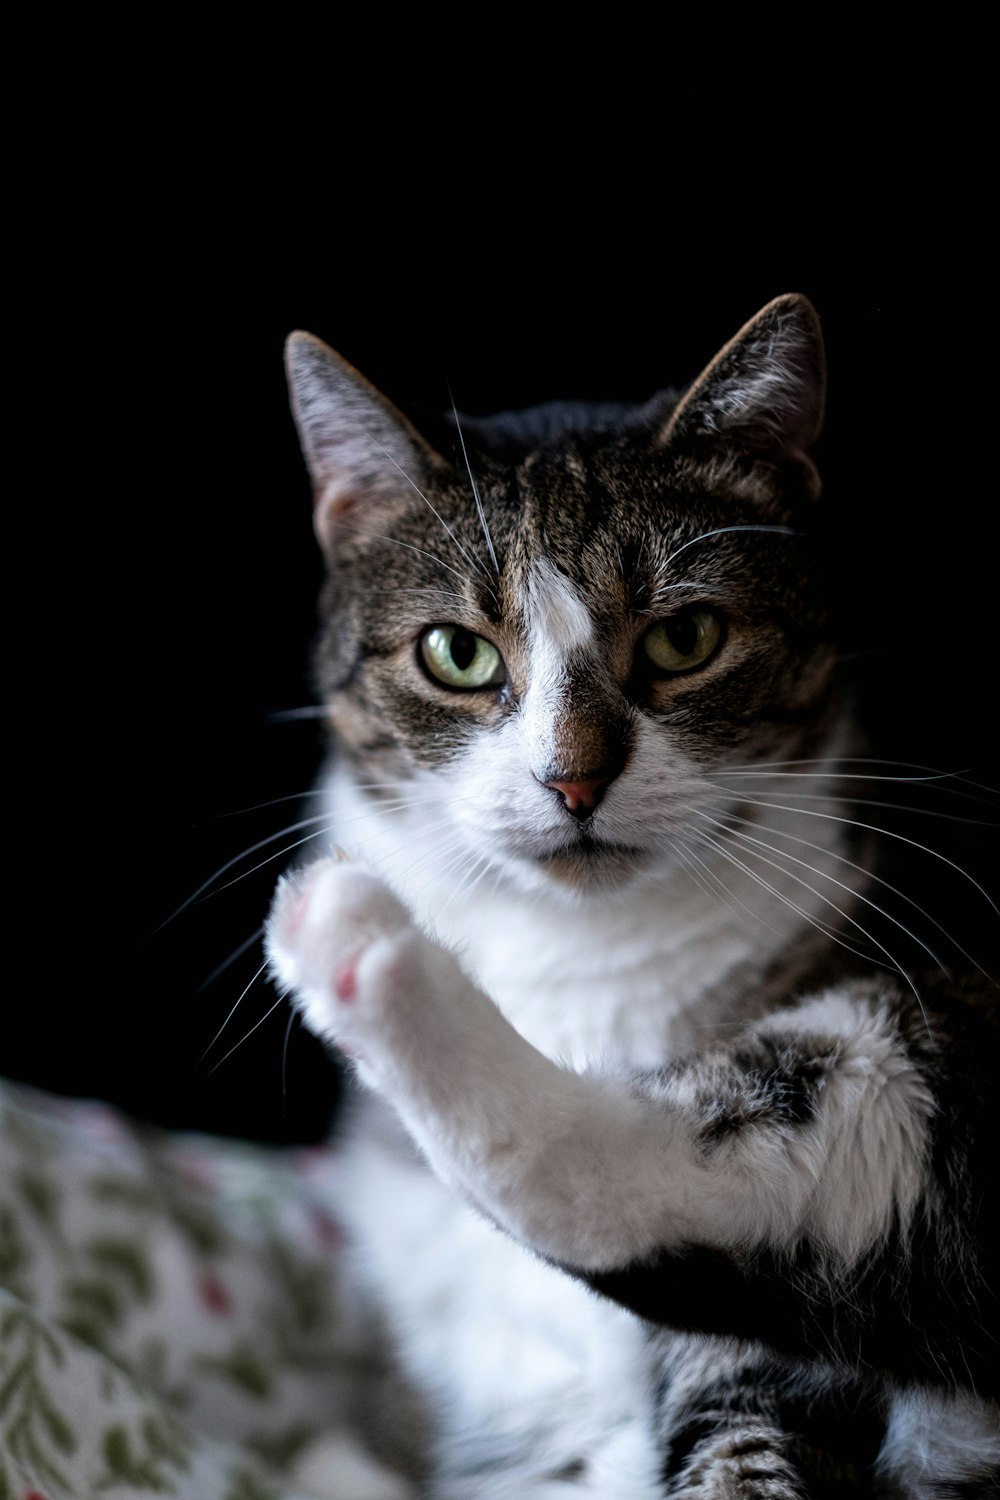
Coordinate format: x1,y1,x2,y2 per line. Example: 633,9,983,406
313,481,364,548
315,479,358,515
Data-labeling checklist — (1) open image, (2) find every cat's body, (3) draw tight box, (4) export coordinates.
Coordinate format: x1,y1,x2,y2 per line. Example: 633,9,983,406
266,297,999,1497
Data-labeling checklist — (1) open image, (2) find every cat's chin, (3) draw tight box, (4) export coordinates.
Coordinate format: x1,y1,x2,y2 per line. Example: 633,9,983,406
524,842,649,894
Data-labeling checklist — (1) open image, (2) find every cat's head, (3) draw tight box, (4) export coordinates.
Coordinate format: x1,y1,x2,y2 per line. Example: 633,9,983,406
286,294,838,895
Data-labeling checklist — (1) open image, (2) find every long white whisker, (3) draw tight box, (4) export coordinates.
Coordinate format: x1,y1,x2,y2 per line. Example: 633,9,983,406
214,788,327,815
705,758,1000,803
710,807,996,986
199,958,271,1067
692,822,931,1028
668,831,789,941
431,843,502,918
655,525,802,575
706,784,1000,829
336,520,473,586
205,990,288,1077
349,816,466,867
689,824,912,982
384,585,477,608
282,1006,296,1116
197,926,266,992
694,809,949,976
203,825,337,902
702,795,1000,916
155,813,336,930
449,393,500,577
376,442,497,600
265,706,331,722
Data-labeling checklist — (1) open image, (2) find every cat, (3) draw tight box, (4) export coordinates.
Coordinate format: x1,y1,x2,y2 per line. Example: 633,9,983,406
265,294,999,1498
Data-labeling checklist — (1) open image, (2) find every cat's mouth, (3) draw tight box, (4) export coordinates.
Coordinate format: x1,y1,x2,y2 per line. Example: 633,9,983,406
531,833,647,887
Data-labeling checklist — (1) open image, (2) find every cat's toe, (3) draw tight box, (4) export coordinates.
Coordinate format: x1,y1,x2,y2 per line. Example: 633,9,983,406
266,858,421,1052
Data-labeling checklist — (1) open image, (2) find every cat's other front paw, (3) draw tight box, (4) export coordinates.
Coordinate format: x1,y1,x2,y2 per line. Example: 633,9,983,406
266,857,428,1066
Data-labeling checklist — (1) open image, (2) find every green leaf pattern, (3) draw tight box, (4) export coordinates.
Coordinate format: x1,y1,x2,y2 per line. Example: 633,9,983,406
0,1082,374,1499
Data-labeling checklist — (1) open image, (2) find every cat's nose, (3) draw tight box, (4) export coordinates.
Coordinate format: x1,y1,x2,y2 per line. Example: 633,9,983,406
543,775,613,819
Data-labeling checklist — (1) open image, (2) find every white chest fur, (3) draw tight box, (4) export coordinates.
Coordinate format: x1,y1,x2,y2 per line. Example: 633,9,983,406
337,1110,659,1494
320,761,830,1072
314,763,836,1493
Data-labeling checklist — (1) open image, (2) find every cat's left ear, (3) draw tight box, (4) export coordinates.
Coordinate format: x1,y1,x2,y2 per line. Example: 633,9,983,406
285,332,448,553
661,293,826,497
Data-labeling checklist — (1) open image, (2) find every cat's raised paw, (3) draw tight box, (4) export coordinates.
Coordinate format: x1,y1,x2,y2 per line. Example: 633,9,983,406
266,859,428,1062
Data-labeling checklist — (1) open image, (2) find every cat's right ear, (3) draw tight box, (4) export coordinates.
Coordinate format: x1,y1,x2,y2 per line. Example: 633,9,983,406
285,333,445,552
659,294,826,498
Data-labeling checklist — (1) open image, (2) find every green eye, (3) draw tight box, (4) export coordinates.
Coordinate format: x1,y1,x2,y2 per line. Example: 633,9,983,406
642,608,723,673
419,625,506,690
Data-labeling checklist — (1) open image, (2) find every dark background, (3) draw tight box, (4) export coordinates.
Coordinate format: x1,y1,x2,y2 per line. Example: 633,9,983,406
15,248,998,1144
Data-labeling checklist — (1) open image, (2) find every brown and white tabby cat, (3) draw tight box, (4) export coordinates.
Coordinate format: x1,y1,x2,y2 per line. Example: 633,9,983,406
267,295,999,1498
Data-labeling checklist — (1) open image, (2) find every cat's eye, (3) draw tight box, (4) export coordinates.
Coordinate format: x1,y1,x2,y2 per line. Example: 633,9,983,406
419,626,507,691
642,608,724,674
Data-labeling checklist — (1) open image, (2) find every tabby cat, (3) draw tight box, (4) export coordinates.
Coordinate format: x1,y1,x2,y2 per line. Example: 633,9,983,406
266,295,999,1498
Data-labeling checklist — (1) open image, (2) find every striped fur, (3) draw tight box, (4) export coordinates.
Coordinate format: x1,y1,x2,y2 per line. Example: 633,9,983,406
269,296,999,1497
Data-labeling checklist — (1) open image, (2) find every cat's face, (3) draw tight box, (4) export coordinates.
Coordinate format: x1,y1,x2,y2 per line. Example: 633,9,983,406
289,295,838,894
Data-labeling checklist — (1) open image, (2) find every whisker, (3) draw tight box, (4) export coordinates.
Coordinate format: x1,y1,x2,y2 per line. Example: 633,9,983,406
431,847,491,920
711,809,996,987
199,957,271,1067
705,758,1000,802
401,828,480,888
197,926,265,992
336,519,473,587
449,393,500,578
705,785,1000,828
691,821,931,1028
205,989,289,1077
154,813,335,930
689,823,915,986
214,788,326,816
198,825,337,904
384,585,477,608
282,1007,297,1116
648,582,739,603
714,765,966,784
376,441,497,598
701,795,1000,917
694,809,950,976
265,706,331,722
668,831,789,941
654,525,803,577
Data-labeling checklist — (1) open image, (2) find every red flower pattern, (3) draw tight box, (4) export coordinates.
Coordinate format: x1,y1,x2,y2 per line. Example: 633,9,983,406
197,1267,233,1316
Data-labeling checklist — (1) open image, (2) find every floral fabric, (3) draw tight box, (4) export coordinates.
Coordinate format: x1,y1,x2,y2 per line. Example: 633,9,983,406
0,1080,365,1499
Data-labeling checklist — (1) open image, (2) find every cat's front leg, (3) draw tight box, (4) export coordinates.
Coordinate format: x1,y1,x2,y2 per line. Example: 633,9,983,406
267,856,714,1270
267,859,992,1404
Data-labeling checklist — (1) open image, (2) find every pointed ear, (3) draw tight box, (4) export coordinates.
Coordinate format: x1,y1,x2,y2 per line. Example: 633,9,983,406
285,332,446,548
662,294,826,493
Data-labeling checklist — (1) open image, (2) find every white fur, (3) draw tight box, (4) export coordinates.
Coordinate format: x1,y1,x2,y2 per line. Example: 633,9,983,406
878,1387,1000,1496
339,1127,655,1498
269,864,930,1274
519,560,595,776
758,992,934,1260
265,716,979,1495
526,559,594,657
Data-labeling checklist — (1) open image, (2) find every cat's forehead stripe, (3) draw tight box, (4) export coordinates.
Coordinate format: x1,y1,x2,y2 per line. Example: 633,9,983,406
526,560,594,658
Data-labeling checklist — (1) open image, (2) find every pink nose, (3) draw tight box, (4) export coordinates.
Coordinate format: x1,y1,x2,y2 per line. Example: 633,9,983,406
544,775,612,817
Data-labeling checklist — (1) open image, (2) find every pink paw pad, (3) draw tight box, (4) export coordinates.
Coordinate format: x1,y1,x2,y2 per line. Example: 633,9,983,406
332,953,361,1003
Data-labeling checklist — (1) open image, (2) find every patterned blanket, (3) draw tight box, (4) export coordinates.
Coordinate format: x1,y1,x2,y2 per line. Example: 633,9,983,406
0,1079,377,1500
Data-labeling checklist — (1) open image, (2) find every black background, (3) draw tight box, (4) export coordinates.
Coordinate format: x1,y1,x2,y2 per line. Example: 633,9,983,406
15,241,997,1144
